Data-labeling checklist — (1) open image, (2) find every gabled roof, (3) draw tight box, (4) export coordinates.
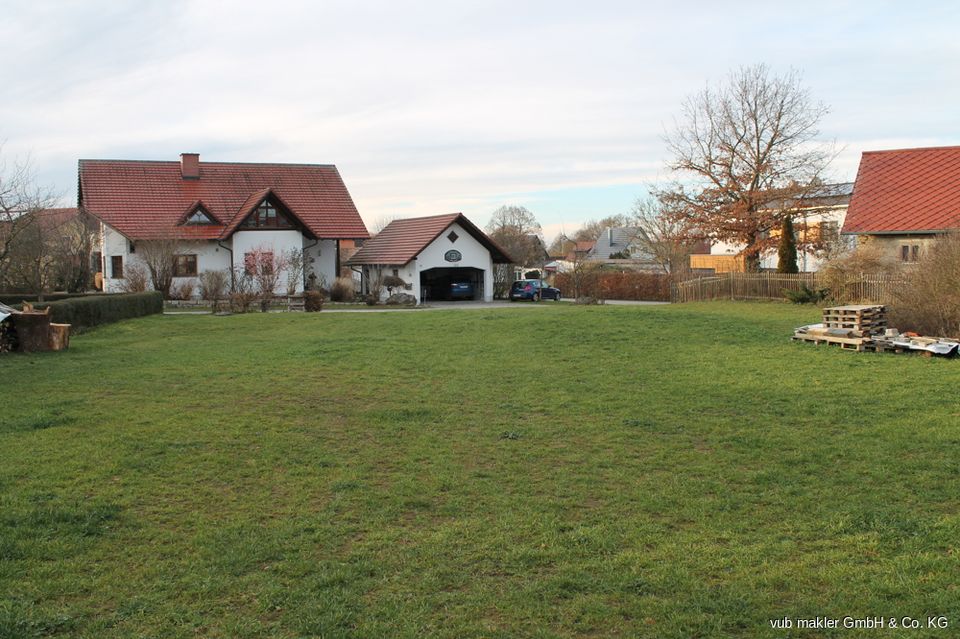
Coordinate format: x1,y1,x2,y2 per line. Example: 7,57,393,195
589,227,639,260
842,146,960,234
762,182,854,211
78,157,369,240
346,213,513,265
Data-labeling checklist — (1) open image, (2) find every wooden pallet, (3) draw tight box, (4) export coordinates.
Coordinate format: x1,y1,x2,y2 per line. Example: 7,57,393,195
792,332,873,352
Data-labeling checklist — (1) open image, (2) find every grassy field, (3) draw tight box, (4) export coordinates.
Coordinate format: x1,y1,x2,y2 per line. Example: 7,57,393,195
1,302,958,638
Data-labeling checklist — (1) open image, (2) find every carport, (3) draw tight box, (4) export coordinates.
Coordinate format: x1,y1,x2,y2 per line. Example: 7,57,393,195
420,266,484,301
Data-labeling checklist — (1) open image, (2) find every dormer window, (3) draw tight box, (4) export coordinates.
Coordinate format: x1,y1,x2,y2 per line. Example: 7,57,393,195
242,199,294,229
179,203,219,226
184,209,215,225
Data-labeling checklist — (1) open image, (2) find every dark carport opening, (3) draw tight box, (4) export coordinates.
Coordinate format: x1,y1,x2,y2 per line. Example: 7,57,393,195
420,267,484,302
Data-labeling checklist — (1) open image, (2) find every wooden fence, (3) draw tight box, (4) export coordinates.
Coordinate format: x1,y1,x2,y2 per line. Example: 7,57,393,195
672,272,902,304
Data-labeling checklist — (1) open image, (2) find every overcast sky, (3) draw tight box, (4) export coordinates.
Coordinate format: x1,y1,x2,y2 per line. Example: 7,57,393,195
2,1,958,241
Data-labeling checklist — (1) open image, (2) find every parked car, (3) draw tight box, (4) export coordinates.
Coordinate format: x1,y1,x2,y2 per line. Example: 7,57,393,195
450,281,474,300
509,279,561,302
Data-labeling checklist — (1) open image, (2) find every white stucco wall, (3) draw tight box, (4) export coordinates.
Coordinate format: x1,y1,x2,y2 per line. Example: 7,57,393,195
709,207,850,272
414,222,495,302
98,225,338,297
304,239,338,289
232,230,308,295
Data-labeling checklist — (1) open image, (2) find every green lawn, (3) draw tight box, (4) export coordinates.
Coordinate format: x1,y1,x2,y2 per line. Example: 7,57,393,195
1,303,958,638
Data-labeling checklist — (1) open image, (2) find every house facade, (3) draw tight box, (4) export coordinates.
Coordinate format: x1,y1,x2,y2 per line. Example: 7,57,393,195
689,183,854,273
842,146,960,262
345,213,512,303
79,153,369,295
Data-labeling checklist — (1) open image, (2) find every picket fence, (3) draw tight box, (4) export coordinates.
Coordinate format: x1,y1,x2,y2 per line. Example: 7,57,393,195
672,272,901,304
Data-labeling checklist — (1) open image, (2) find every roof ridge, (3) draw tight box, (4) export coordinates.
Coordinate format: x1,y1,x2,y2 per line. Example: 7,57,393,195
78,158,339,168
862,145,960,156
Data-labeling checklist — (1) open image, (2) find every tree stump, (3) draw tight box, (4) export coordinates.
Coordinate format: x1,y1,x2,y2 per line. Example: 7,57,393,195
48,323,71,351
13,311,52,352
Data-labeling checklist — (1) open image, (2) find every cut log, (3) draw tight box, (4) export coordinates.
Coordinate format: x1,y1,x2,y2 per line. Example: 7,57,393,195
13,312,52,352
48,323,71,351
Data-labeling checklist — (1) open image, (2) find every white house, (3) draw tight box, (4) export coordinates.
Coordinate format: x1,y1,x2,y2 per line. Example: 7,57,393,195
690,183,854,273
79,153,369,295
345,213,513,303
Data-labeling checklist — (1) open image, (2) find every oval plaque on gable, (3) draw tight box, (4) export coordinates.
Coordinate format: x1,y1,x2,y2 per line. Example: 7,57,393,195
444,249,462,263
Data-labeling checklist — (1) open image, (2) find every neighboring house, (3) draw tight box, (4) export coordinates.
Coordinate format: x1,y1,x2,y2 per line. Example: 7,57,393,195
79,153,369,294
345,213,512,303
586,226,662,271
689,182,854,273
842,145,960,263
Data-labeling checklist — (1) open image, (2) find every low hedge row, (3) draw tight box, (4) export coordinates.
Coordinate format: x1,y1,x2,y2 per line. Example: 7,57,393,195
31,292,163,331
554,271,671,301
0,292,106,306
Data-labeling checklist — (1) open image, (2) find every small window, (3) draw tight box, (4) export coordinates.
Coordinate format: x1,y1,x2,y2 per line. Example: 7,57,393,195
392,268,399,278
173,254,198,277
111,255,124,279
901,245,920,263
448,231,459,243
183,208,216,225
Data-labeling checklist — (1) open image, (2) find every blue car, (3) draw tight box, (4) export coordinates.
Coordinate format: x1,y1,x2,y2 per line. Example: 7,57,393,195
509,279,561,302
450,282,474,300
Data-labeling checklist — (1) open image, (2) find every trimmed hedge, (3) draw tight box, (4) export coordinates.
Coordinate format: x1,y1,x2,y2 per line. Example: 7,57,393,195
0,292,107,306
31,292,163,331
554,271,671,301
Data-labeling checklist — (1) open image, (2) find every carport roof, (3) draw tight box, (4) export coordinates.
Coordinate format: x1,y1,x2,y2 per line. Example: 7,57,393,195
346,213,513,265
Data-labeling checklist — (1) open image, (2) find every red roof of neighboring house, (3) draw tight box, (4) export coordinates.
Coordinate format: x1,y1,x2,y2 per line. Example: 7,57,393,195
346,213,513,265
842,146,960,234
78,157,369,240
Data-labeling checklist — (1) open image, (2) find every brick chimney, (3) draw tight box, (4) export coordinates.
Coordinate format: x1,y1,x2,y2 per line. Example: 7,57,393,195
180,153,200,179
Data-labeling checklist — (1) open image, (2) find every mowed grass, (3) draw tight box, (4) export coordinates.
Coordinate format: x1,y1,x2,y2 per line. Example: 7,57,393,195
1,303,958,638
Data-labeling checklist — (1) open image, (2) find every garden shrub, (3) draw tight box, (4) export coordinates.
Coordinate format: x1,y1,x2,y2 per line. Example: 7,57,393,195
889,232,960,338
169,280,195,301
31,292,163,331
304,290,324,312
329,277,356,302
783,284,829,304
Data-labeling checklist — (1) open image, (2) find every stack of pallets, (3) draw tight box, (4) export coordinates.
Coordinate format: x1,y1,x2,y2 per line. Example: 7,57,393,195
821,304,887,337
792,304,887,352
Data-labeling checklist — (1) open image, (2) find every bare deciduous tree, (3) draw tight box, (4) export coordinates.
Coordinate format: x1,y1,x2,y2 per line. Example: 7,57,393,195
244,247,289,311
284,248,305,296
573,215,632,243
198,269,230,312
486,205,545,298
135,238,184,299
656,64,834,271
0,150,59,291
631,198,691,277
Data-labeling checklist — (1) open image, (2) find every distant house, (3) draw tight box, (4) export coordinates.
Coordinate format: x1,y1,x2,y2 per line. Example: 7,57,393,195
842,145,960,263
79,153,369,294
689,182,854,273
585,226,664,271
345,213,512,303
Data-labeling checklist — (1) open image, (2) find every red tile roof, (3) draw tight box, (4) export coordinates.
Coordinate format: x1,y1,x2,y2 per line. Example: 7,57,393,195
78,158,369,240
346,213,513,265
843,146,960,234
